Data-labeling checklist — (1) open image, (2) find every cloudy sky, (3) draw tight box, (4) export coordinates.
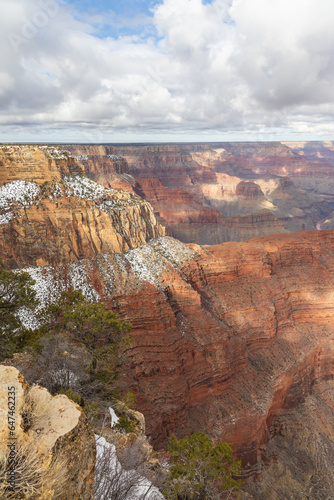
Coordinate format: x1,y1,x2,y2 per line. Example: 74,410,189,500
1,0,334,142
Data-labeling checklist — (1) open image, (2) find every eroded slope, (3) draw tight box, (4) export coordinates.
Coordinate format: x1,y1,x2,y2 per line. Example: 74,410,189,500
6,232,334,496
69,143,332,244
0,145,164,267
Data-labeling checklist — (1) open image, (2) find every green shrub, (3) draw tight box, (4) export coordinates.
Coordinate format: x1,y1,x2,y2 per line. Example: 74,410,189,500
0,260,39,361
114,416,138,434
57,388,82,405
83,401,99,425
122,391,136,410
163,432,243,499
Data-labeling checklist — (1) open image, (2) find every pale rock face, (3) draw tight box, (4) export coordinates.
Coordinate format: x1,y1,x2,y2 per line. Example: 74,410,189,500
0,365,95,500
25,386,83,450
0,366,26,445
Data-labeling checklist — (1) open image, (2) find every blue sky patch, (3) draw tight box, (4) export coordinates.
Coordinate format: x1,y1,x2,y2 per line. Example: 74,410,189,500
64,0,160,38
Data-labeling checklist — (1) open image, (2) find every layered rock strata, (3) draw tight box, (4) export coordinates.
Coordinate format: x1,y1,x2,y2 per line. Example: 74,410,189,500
0,144,84,185
70,143,332,244
0,145,164,267
6,232,334,482
65,144,133,191
2,143,334,498
245,380,334,499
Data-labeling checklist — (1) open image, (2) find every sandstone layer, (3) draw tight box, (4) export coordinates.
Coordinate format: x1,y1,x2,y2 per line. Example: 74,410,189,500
0,365,95,499
2,143,334,498
5,231,334,496
65,144,134,191
0,145,164,267
69,143,332,244
0,145,84,185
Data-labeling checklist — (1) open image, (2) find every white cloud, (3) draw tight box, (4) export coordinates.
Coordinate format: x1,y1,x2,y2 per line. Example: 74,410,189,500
230,0,334,110
0,0,334,141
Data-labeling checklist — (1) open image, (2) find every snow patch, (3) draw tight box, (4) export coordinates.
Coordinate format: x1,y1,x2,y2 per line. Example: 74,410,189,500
95,435,164,500
125,246,164,287
62,174,139,212
62,174,143,211
109,408,119,428
16,306,40,331
37,145,75,159
18,261,100,329
98,254,116,296
21,266,61,310
0,180,39,224
149,237,196,266
124,237,196,287
96,199,128,212
49,182,63,200
64,174,110,200
0,212,13,224
107,154,121,160
68,261,100,302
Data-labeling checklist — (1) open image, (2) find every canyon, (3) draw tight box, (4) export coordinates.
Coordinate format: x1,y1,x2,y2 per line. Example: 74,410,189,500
66,141,334,245
1,143,334,499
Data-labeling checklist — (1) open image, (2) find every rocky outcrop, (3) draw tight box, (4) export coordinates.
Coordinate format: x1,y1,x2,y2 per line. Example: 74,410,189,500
2,143,334,498
246,380,334,499
0,145,84,185
259,141,334,205
9,232,334,479
65,145,132,191
0,196,164,268
114,231,334,468
235,181,265,198
57,142,334,245
0,146,165,267
66,144,128,176
0,365,95,499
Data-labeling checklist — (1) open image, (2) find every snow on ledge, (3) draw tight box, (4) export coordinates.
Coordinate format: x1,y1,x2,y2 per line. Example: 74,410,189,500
95,435,164,500
109,407,119,428
124,237,197,286
0,180,39,224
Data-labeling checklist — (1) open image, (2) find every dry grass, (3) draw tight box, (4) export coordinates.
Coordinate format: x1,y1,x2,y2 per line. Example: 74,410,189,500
0,386,69,499
0,434,68,499
20,386,51,432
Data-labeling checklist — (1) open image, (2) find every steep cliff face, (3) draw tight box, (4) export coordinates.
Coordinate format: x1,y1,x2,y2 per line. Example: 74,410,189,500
106,231,334,466
0,145,84,185
0,365,95,499
246,380,334,499
2,143,334,498
65,144,133,191
76,143,329,244
8,232,334,481
0,145,164,268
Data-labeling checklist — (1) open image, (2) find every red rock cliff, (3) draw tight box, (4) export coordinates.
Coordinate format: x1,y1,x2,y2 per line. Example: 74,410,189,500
2,144,334,498
72,143,330,244
0,145,165,267
8,231,334,473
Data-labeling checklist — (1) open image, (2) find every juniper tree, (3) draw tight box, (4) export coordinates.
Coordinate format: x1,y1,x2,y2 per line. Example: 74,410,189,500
0,260,39,360
163,432,243,500
38,290,132,396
